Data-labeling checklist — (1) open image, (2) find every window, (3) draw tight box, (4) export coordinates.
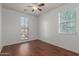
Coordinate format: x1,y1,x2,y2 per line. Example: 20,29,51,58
20,16,28,39
21,16,28,28
59,9,76,33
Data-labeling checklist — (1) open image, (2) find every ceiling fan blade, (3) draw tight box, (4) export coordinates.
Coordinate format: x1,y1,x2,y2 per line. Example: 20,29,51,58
38,3,44,6
38,8,42,11
32,9,34,12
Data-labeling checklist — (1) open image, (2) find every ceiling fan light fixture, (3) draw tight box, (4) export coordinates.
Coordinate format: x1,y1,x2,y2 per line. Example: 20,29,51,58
32,6,38,10
27,3,45,12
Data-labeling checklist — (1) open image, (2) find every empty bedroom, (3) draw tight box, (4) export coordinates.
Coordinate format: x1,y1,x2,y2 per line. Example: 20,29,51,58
0,3,79,56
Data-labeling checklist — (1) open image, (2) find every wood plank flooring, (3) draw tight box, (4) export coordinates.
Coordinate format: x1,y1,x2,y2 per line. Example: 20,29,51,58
1,40,79,56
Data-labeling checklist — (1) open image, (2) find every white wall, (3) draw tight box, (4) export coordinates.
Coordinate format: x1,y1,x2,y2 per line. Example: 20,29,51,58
2,7,38,46
0,3,2,52
38,4,79,53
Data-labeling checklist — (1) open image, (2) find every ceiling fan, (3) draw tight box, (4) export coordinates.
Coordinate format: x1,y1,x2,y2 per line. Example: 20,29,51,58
24,3,45,12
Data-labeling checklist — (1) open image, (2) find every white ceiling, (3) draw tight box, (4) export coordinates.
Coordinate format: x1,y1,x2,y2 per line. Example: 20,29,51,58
2,3,65,16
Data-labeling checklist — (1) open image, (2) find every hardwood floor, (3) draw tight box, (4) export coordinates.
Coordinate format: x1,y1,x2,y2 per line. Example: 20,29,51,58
1,40,79,56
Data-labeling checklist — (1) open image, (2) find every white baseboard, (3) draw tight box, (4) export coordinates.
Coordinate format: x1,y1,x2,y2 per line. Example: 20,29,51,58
40,39,79,54
2,39,38,47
